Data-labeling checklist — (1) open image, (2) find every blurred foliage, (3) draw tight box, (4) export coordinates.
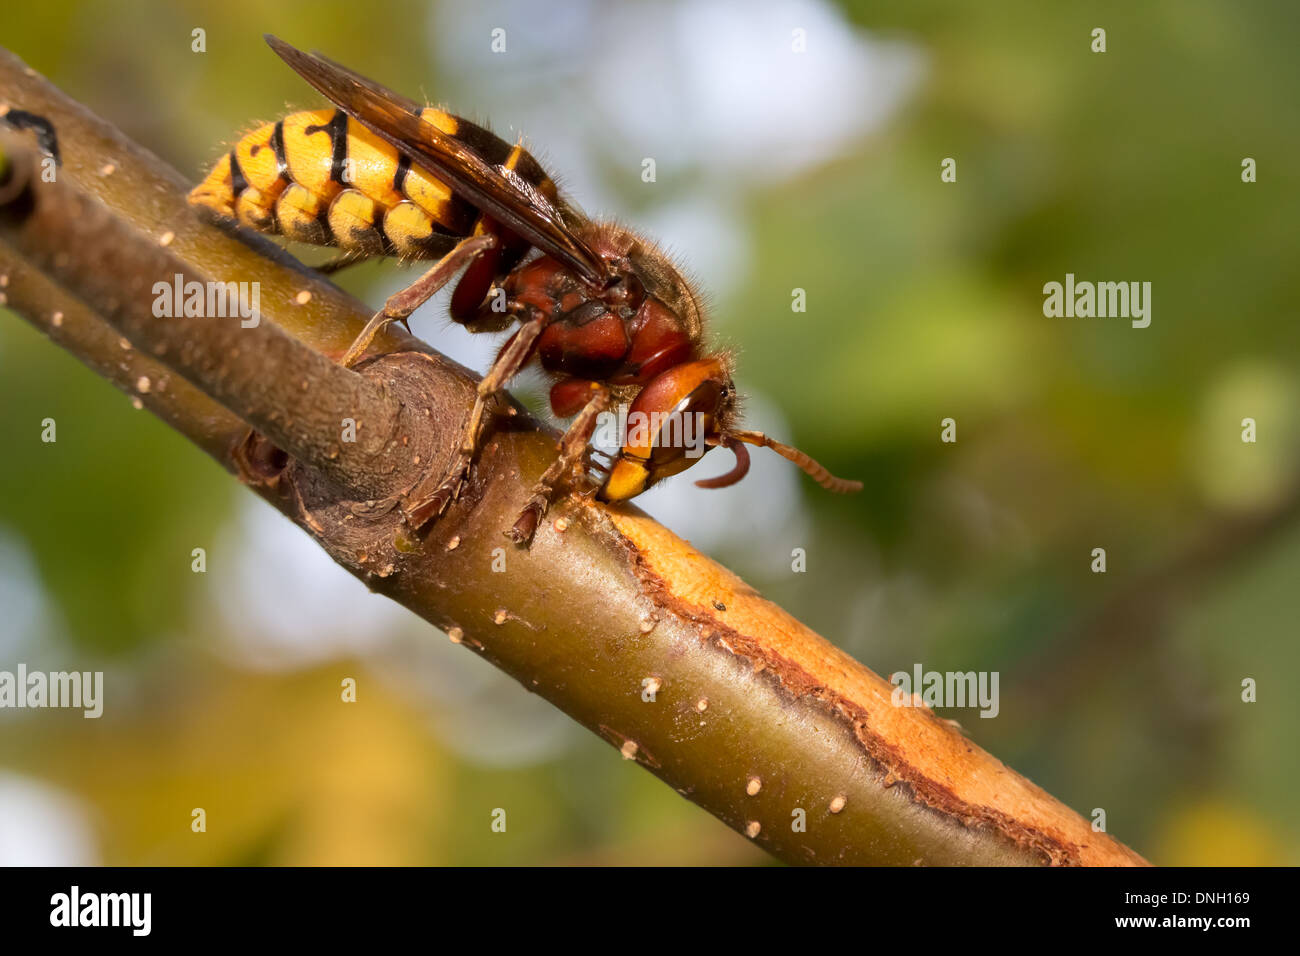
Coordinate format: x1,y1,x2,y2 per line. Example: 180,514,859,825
1,0,1297,864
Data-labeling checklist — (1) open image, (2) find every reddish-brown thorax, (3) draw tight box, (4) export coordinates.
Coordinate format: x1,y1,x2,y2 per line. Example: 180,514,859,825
466,228,699,419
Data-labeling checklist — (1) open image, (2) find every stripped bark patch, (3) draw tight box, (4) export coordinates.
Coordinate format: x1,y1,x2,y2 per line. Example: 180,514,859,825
602,508,1148,867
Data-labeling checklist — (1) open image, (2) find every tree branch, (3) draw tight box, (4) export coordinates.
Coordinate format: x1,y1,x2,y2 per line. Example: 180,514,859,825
0,47,1147,865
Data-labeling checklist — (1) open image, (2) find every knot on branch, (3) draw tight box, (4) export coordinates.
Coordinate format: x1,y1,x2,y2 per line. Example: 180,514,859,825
275,350,480,579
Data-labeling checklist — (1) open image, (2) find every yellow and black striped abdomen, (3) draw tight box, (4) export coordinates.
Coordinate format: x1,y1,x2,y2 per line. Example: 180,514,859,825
189,106,551,261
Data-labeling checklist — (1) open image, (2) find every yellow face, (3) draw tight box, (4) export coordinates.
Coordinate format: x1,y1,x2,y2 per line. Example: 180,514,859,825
599,458,653,502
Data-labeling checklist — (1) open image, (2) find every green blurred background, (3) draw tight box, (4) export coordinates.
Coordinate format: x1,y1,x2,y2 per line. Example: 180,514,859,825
1,0,1297,865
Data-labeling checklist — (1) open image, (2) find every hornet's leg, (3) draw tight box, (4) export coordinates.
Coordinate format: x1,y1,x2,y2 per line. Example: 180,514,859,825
403,311,549,530
507,385,611,545
314,253,372,276
339,233,497,368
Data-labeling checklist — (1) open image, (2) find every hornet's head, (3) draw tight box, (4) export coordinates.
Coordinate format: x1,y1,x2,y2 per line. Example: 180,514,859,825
596,356,863,502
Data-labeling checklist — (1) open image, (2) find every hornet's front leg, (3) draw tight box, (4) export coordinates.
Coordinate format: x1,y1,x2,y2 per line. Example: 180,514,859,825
402,310,550,530
506,384,611,545
338,233,497,368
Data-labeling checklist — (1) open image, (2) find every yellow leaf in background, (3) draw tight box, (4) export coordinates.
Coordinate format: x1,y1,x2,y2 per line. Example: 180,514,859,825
1154,800,1288,867
5,662,444,865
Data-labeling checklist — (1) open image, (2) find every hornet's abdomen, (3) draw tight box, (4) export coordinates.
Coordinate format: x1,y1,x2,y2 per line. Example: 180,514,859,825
189,107,537,260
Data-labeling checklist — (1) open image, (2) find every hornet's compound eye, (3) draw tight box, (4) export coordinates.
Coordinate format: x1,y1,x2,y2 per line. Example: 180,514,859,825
597,358,730,501
648,379,720,466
